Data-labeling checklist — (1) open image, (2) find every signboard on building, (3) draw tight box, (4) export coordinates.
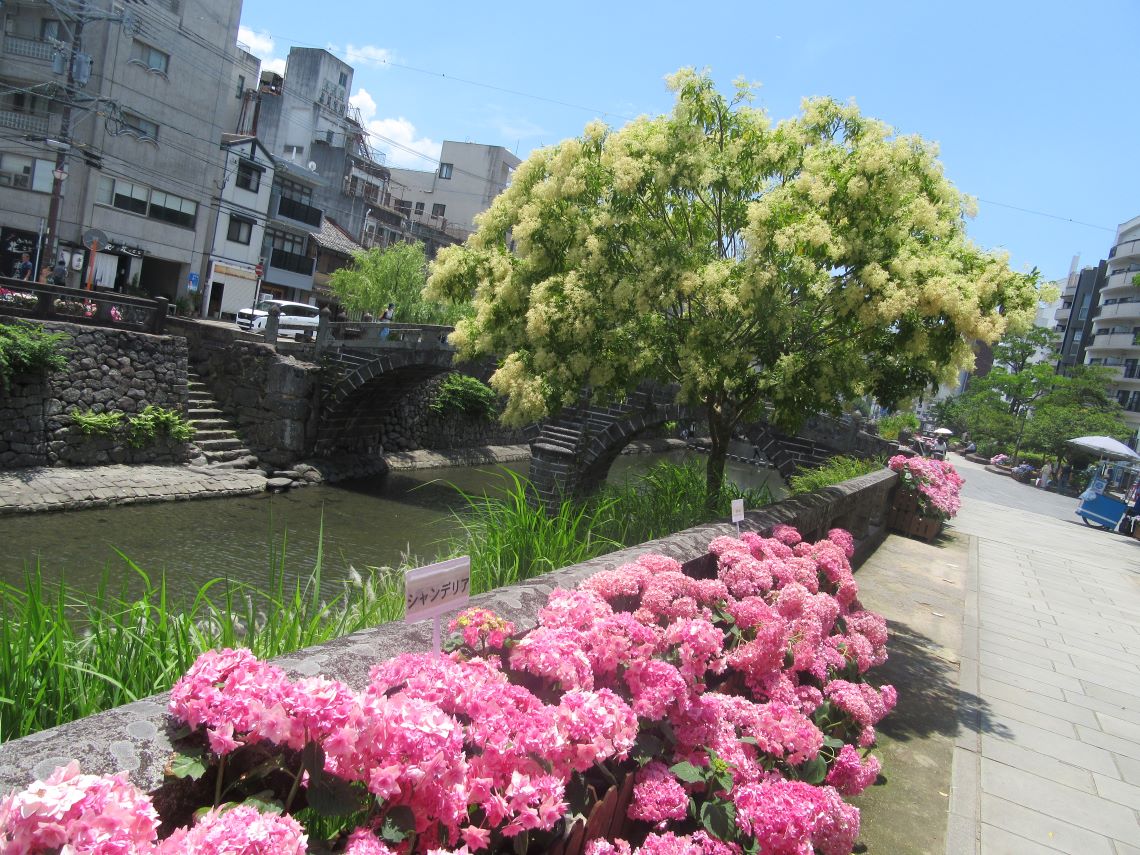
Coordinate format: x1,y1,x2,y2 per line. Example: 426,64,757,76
187,272,199,293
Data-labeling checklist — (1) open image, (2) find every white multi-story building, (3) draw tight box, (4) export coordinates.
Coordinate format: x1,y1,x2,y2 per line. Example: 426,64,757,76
201,135,274,319
1084,215,1140,438
0,0,248,303
387,141,520,240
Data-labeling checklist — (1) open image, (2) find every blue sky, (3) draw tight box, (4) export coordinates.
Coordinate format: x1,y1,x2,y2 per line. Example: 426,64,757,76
237,0,1138,282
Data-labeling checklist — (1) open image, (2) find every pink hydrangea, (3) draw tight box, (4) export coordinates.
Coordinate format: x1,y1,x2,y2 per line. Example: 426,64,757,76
509,626,595,690
824,745,882,796
733,780,859,855
770,524,803,546
342,828,399,855
888,455,964,519
627,762,688,825
0,762,159,855
585,841,633,855
158,805,307,854
624,659,690,719
826,528,855,559
449,607,516,650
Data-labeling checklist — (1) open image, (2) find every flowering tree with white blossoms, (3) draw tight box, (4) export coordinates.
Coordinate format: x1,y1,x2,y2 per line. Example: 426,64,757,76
426,69,1039,508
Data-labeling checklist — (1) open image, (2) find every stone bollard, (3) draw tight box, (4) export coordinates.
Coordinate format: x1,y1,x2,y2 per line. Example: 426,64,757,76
316,307,332,355
264,304,280,345
152,297,168,333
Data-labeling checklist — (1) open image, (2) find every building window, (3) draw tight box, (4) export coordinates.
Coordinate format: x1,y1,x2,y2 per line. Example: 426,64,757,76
266,228,306,255
274,177,312,204
120,111,159,141
113,179,150,215
283,144,304,160
227,215,253,244
235,159,261,193
148,189,197,228
394,199,411,216
0,153,33,190
41,19,62,41
129,39,169,74
431,203,446,219
414,201,425,217
438,163,453,179
338,71,348,87
235,74,245,98
1077,295,1091,321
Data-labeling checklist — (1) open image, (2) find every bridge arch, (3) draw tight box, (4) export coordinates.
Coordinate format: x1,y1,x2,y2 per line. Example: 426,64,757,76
528,386,703,513
315,348,490,455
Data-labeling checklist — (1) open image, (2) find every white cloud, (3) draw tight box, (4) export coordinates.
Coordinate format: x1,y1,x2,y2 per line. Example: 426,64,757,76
344,44,393,68
350,88,440,169
238,25,285,76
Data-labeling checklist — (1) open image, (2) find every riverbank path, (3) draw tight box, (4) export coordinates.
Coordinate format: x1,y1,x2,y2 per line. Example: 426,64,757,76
944,455,1140,853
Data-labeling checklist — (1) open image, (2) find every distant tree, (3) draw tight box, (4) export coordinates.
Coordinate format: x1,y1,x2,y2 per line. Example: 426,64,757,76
329,242,468,325
1023,365,1130,463
426,69,1039,508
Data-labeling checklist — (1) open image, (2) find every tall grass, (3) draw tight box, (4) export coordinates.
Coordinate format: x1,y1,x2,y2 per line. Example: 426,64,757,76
448,460,774,590
787,456,884,495
0,539,403,743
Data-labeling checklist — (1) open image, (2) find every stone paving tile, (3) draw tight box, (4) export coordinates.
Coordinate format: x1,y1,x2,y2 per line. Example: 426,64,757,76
984,717,1120,776
979,794,1118,854
979,650,1085,692
980,695,1079,738
980,638,1071,671
1114,754,1140,786
978,677,1100,728
1062,692,1140,727
1092,771,1140,812
981,758,1139,842
1078,725,1140,763
978,735,1095,793
982,665,1068,700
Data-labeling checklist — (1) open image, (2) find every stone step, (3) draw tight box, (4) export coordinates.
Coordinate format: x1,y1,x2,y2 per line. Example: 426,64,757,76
196,437,244,452
188,418,230,430
188,407,224,419
193,429,237,442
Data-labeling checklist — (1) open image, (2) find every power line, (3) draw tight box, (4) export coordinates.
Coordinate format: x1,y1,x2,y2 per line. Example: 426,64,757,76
976,198,1114,232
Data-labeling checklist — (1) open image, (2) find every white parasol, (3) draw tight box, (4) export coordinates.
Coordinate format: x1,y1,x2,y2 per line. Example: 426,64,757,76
1066,435,1140,461
932,428,954,436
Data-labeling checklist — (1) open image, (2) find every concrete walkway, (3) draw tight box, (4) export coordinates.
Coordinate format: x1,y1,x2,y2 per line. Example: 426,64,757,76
945,456,1140,853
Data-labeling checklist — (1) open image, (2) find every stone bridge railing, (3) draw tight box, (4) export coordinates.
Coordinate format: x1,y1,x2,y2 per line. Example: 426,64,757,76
0,467,898,794
0,276,168,334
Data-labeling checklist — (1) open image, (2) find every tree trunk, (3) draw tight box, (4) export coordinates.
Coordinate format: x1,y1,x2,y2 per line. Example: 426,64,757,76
705,403,731,514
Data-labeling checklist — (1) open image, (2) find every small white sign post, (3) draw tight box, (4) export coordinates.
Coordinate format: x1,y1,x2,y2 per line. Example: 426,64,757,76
404,556,471,658
731,498,745,535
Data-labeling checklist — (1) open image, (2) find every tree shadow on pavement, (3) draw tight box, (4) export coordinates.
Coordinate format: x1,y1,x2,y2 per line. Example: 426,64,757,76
872,619,1011,742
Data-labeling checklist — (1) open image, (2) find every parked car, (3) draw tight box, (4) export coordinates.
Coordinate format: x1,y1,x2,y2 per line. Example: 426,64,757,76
236,299,320,333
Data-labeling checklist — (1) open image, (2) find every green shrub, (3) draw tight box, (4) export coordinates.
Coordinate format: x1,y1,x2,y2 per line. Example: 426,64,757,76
430,373,497,421
876,411,920,440
71,410,123,436
126,405,195,447
0,321,68,390
788,456,884,495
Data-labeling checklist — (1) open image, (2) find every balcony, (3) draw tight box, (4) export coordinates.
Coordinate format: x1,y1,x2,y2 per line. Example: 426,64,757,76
2,35,56,62
273,194,322,228
1096,301,1140,323
1054,306,1071,323
1103,267,1140,294
1109,366,1140,387
1085,331,1140,352
265,247,315,291
1108,238,1140,261
0,109,49,135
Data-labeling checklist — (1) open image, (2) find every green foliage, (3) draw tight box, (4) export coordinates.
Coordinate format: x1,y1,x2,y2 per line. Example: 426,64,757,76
328,242,468,325
788,456,884,495
126,405,195,447
71,410,123,436
429,373,497,421
876,411,919,440
427,68,1039,508
0,320,68,390
0,541,405,743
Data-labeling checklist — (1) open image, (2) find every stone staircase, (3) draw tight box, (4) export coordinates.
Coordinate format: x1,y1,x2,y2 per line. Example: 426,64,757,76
186,371,259,469
752,425,835,478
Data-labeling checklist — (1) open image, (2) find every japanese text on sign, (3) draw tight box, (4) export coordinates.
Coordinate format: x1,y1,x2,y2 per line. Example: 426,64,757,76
404,556,471,623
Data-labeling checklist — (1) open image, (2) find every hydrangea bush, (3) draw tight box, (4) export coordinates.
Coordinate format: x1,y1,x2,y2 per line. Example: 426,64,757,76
1,526,895,855
887,455,964,520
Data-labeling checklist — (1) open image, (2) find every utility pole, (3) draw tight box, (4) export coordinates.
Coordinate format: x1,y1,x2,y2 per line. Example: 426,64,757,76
43,2,86,270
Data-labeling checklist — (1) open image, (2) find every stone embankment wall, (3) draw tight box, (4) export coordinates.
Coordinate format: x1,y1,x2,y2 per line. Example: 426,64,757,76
169,319,321,469
378,373,533,452
0,467,898,793
0,317,189,469
800,414,899,459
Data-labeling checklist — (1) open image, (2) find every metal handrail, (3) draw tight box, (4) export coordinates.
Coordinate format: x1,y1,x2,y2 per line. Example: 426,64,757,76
0,276,168,333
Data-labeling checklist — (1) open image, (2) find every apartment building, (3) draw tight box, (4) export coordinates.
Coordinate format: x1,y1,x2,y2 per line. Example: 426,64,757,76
1084,215,1140,436
387,140,521,240
0,0,246,302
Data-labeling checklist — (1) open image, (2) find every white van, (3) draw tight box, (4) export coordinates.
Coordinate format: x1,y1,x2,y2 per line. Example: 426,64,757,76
236,299,320,333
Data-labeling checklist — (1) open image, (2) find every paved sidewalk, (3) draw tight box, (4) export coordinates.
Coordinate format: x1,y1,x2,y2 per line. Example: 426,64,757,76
945,456,1140,854
0,464,267,514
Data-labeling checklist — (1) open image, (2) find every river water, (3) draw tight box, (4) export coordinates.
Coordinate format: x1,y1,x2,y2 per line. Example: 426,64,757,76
0,448,784,602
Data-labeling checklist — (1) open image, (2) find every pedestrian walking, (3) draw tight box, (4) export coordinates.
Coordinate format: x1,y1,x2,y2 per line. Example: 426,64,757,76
1037,461,1053,490
16,253,33,280
52,258,68,286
